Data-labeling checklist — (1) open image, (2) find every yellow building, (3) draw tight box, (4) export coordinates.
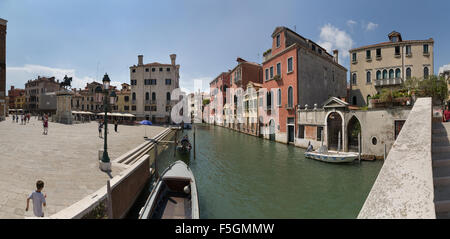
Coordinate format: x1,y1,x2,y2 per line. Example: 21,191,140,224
349,31,434,106
115,83,131,112
15,94,25,110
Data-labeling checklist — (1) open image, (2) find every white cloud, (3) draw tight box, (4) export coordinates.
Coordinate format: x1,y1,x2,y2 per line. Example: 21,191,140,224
439,64,450,74
366,22,378,31
179,76,212,94
7,64,97,90
347,20,357,29
318,24,354,58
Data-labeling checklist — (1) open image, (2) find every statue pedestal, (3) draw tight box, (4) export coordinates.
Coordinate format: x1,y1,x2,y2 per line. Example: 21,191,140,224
55,90,73,124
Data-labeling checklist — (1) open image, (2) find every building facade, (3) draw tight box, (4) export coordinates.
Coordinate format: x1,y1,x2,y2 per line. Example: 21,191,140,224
349,31,434,106
8,86,25,109
0,18,7,120
209,72,230,125
130,54,180,123
115,83,131,113
261,26,347,144
24,76,61,113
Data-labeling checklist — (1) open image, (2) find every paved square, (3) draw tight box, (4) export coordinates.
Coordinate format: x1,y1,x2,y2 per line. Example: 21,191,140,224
0,116,166,218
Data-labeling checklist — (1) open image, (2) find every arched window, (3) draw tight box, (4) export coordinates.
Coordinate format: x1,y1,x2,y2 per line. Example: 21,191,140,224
366,71,371,83
383,70,387,79
277,89,281,106
352,96,357,105
376,70,381,80
406,68,412,79
395,68,401,78
288,86,293,108
352,73,357,85
424,67,429,79
145,92,149,100
389,69,394,79
166,92,171,101
132,92,136,100
152,92,156,100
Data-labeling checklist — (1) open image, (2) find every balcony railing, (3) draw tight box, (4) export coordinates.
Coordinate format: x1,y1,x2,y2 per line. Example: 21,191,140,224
375,78,403,87
145,100,157,105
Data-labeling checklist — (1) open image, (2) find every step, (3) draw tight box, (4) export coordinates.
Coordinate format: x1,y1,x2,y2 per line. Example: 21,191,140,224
433,135,450,143
433,152,450,161
433,165,450,178
433,158,450,168
433,128,448,135
432,145,450,153
436,211,450,219
435,200,450,214
434,176,450,186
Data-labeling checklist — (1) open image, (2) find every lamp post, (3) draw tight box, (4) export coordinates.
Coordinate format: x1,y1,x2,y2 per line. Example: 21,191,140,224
96,73,117,172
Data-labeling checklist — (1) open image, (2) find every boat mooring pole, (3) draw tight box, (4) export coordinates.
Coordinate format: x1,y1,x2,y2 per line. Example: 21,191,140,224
358,132,361,163
194,125,196,160
338,131,341,152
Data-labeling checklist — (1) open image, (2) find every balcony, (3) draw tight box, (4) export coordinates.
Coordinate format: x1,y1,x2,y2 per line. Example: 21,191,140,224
132,100,136,104
145,100,157,105
285,104,294,110
375,78,403,87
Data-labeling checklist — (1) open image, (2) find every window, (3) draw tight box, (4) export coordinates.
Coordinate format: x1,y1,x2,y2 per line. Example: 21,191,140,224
376,70,381,80
391,36,397,42
145,92,149,100
423,44,429,54
266,91,272,109
276,34,280,47
165,79,172,85
132,105,136,111
152,92,156,100
395,46,400,55
366,50,371,59
159,68,163,71
132,93,136,100
166,92,171,101
167,68,170,72
131,80,137,85
383,70,387,79
151,79,157,85
366,71,371,83
145,68,149,72
312,45,316,51
318,48,322,54
265,69,269,80
145,106,151,111
270,66,273,79
124,96,129,102
298,125,305,138
406,68,412,79
124,105,129,111
151,106,157,111
152,68,155,72
287,57,293,73
406,45,411,55
395,68,401,78
277,89,281,107
376,48,381,57
287,87,293,108
352,73,357,85
144,79,149,85
389,69,394,79
317,126,323,141
352,53,357,62
276,63,281,76
132,69,136,73
424,67,429,79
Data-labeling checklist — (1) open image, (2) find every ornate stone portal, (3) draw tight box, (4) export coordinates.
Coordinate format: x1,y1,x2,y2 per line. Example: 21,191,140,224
55,90,73,124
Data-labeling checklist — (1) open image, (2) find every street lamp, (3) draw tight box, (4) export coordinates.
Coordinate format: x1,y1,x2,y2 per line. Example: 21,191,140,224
96,73,117,172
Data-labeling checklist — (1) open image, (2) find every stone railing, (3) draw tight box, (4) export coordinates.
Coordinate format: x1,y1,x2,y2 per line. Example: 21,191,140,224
374,78,403,86
358,97,435,219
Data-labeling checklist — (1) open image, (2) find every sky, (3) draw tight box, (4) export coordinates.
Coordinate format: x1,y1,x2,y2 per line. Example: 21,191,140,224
1,0,450,94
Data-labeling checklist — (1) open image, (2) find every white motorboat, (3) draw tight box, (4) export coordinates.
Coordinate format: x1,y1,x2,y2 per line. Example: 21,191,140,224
304,149,358,163
138,161,199,219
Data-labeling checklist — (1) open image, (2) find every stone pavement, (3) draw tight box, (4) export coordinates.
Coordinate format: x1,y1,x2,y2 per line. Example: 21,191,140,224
0,116,166,218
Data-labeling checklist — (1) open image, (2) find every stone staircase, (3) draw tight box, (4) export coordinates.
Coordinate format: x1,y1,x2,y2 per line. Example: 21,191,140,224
432,122,450,218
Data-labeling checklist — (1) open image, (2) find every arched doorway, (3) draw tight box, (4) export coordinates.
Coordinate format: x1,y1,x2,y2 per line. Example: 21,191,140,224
269,119,276,141
327,112,342,151
347,116,361,152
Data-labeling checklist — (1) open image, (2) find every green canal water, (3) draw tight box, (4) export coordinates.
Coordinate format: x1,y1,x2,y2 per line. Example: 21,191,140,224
150,124,383,219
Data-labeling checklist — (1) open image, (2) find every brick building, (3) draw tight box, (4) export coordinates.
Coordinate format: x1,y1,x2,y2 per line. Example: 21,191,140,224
261,26,347,144
24,76,61,113
0,18,7,120
8,86,25,109
209,72,230,125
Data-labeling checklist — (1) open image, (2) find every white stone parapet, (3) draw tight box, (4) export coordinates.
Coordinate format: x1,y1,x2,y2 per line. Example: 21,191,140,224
358,97,435,219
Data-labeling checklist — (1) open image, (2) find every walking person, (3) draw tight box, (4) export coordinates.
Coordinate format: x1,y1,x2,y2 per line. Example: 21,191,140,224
98,120,103,138
16,114,18,123
12,114,15,122
43,115,48,135
21,115,24,125
26,180,47,217
114,120,118,133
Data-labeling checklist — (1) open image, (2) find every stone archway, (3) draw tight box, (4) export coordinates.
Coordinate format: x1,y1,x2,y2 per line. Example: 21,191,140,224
347,116,361,152
327,112,343,151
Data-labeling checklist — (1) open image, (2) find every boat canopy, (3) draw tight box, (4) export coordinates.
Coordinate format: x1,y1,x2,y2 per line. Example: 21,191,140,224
162,161,193,180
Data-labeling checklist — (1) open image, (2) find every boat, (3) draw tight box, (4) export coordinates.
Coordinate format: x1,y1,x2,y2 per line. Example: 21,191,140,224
138,161,199,219
304,149,358,163
177,136,192,152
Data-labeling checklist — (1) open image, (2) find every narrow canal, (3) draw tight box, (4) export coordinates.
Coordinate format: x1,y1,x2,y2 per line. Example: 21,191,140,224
130,124,383,219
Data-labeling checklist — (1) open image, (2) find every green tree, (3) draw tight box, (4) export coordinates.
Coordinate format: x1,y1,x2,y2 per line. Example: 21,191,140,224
203,98,210,106
416,75,448,104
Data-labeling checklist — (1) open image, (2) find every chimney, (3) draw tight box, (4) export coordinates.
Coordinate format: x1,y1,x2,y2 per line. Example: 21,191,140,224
170,54,176,65
138,55,143,66
333,50,339,63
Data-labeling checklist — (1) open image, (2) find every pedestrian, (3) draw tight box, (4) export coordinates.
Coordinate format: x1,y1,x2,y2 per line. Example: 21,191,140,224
21,115,23,125
16,114,18,123
98,120,103,138
27,113,30,123
445,106,450,122
114,120,118,133
26,180,47,217
12,114,15,122
43,115,48,135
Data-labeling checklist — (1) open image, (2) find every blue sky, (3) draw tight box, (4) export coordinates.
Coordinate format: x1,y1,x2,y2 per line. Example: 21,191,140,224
1,0,450,93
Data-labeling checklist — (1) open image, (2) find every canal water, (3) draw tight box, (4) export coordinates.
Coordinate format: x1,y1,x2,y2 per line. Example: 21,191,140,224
131,124,383,219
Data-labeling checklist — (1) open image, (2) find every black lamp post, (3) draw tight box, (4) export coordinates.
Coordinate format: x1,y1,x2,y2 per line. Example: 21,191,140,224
96,73,117,171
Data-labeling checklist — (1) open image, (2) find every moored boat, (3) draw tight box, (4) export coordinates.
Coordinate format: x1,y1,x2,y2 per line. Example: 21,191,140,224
139,161,199,219
304,150,358,163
